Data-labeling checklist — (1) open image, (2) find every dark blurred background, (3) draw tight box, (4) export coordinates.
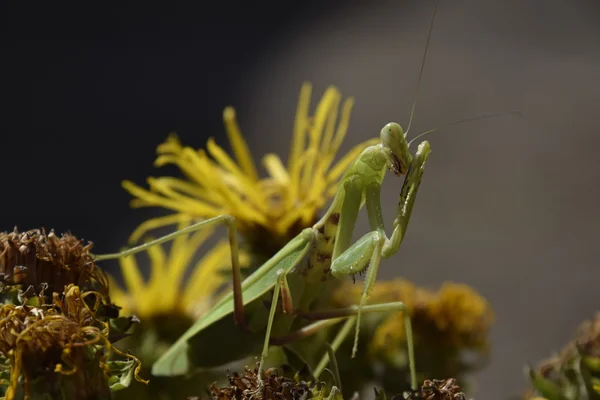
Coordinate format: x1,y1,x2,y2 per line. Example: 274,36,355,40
3,0,600,398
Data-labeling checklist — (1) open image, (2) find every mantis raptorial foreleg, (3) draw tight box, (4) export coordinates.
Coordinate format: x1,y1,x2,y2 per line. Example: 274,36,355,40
328,140,429,365
93,215,247,328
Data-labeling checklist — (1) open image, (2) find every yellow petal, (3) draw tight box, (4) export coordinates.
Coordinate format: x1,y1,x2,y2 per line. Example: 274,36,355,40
156,133,183,155
206,138,267,213
262,154,290,185
150,177,222,205
302,87,341,189
319,94,341,160
127,214,192,244
122,180,201,213
144,240,167,299
118,252,145,310
288,82,312,181
223,106,259,181
318,97,355,174
182,240,231,307
147,177,219,212
107,275,131,312
164,225,216,307
153,153,214,192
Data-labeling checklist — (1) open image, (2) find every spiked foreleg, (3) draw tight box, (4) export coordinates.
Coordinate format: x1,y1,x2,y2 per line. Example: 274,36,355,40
383,140,431,257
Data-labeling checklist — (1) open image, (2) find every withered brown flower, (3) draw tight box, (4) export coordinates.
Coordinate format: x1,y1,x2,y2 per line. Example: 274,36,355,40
404,379,468,400
0,284,146,400
209,365,311,400
0,227,109,301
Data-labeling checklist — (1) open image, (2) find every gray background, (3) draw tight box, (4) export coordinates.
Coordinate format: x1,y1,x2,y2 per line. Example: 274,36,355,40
230,0,600,397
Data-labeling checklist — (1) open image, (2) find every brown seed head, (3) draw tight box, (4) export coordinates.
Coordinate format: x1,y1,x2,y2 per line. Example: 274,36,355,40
405,379,468,400
0,227,109,300
209,364,311,400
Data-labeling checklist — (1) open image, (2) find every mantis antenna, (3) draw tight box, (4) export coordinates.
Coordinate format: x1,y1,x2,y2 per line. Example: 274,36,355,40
405,0,442,136
407,110,523,147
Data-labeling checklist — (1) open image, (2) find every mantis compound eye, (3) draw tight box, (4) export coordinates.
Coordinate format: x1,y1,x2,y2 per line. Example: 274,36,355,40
380,122,411,176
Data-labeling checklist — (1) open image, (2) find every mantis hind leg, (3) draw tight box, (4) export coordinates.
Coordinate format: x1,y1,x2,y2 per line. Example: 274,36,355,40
257,269,294,385
270,301,417,390
92,215,247,328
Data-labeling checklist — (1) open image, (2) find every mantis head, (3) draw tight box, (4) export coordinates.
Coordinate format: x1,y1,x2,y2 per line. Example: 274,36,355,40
380,122,412,176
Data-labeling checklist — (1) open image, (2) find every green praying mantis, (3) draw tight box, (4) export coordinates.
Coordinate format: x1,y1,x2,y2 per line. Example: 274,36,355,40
100,128,428,390
98,119,429,385
94,0,518,393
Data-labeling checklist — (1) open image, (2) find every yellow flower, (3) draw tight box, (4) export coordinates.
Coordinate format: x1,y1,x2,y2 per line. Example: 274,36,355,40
426,282,494,347
332,279,494,358
108,222,249,320
121,82,379,246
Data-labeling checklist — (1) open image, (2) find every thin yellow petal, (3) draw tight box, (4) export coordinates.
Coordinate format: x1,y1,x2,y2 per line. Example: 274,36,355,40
107,275,129,308
127,214,192,244
183,149,237,207
147,177,220,213
319,97,355,174
329,98,355,156
183,150,267,224
164,225,216,306
319,94,341,159
145,241,167,297
153,154,209,187
288,82,312,179
122,179,206,214
156,133,183,155
119,253,145,307
275,205,311,233
182,240,231,306
151,177,222,205
262,154,290,185
327,183,339,198
302,87,341,192
223,106,259,181
299,148,318,195
206,138,267,212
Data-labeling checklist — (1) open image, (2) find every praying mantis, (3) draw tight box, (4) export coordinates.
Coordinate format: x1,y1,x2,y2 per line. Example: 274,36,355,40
100,127,428,390
92,0,507,392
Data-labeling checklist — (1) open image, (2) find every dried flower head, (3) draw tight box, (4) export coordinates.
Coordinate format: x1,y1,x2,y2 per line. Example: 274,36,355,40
108,223,249,320
527,312,600,400
122,82,379,256
0,227,109,301
209,365,310,400
404,378,468,400
0,284,146,400
206,364,341,400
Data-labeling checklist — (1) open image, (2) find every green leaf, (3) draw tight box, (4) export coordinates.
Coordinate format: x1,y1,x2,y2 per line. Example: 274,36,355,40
108,315,139,343
579,356,600,400
527,366,570,400
107,359,136,392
